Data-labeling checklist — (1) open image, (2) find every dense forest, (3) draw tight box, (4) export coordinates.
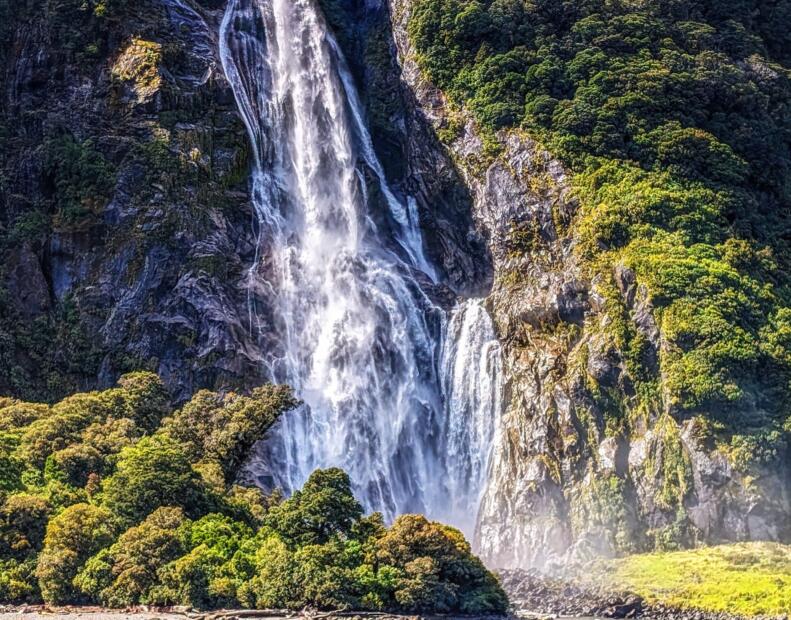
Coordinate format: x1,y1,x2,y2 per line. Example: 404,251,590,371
0,374,507,611
410,0,791,461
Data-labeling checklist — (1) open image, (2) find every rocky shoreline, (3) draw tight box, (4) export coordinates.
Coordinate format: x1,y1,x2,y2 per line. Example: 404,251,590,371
1,572,787,620
0,608,508,620
499,570,788,620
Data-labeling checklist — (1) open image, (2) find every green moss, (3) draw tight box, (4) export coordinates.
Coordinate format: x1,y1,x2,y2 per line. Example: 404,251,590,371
221,139,252,190
6,211,50,244
569,474,636,553
646,509,699,552
592,543,791,616
111,38,162,100
649,414,693,513
505,218,543,259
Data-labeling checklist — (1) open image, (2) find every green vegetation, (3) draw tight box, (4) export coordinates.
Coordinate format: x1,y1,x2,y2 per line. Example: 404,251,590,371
0,0,254,403
0,292,105,404
110,38,163,102
592,542,791,616
569,475,635,554
44,134,116,226
0,375,507,613
409,0,791,479
45,0,134,63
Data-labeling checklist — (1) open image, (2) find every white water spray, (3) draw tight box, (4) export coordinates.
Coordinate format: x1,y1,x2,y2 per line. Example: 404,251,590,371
219,0,499,536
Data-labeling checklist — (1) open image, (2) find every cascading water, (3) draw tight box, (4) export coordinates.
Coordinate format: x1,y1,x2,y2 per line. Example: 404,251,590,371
219,0,500,537
438,299,503,535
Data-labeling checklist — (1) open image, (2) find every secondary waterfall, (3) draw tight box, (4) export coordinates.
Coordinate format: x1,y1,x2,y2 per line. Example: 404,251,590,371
219,0,501,537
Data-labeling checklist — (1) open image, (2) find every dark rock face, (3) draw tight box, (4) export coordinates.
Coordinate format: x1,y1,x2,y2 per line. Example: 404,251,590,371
0,1,266,401
5,244,51,319
317,0,493,296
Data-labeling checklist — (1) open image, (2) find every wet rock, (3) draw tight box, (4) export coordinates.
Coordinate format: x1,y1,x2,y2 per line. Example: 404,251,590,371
0,1,268,399
4,244,50,318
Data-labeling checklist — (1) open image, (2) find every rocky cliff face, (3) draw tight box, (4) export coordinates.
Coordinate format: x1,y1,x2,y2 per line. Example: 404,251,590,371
315,0,492,297
387,0,790,568
0,0,271,402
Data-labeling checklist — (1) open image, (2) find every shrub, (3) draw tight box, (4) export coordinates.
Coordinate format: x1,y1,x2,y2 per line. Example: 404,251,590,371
45,444,104,487
115,372,171,432
74,507,187,606
35,503,117,604
153,514,253,609
0,495,50,560
0,379,502,613
0,557,39,604
44,134,115,225
0,434,24,499
376,514,508,614
264,468,363,547
164,385,297,481
101,434,208,525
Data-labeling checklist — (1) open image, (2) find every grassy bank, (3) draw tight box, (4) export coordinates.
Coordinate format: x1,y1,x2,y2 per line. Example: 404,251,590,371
592,542,791,616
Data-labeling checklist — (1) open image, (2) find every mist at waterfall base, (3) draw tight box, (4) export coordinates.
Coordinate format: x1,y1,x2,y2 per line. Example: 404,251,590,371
219,0,502,540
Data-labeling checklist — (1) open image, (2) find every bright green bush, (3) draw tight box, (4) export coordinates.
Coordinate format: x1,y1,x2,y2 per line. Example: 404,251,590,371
101,434,209,526
376,514,508,614
151,513,253,608
0,557,38,604
35,503,117,604
242,471,507,613
0,495,50,560
163,385,297,481
0,435,24,499
74,507,187,607
263,468,363,547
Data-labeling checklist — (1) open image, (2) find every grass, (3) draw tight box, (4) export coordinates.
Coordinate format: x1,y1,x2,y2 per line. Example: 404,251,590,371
590,543,791,616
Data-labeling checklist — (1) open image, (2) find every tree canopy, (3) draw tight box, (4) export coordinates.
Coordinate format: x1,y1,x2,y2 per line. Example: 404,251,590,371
0,375,506,613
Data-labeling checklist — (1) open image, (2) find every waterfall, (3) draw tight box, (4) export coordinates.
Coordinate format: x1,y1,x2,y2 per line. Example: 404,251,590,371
438,299,503,535
219,0,500,536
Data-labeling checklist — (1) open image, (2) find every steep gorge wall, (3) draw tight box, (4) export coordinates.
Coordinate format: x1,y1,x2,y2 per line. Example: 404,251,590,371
0,0,490,404
385,0,791,568
0,0,269,402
